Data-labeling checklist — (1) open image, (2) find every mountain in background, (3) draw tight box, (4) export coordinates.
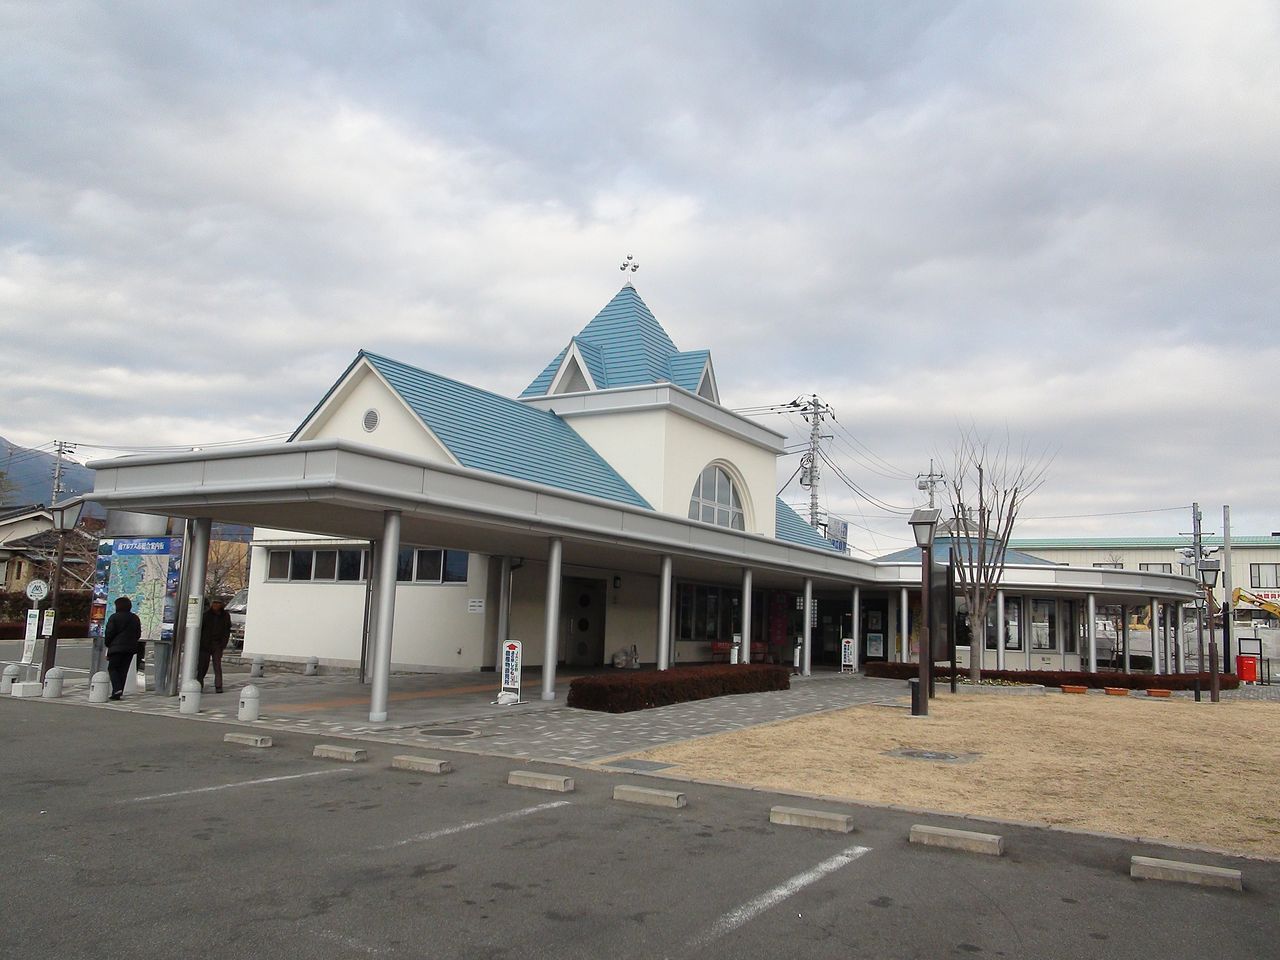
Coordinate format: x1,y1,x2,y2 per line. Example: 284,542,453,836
0,436,95,509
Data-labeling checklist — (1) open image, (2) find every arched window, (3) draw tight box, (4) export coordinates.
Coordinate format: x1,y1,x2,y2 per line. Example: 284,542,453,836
688,464,745,530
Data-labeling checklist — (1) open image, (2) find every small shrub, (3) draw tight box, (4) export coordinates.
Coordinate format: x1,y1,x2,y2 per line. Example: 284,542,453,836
862,661,1239,691
567,664,790,713
0,621,89,641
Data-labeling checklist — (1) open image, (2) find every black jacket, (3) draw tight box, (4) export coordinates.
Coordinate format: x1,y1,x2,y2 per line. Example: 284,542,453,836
201,608,232,649
104,611,142,656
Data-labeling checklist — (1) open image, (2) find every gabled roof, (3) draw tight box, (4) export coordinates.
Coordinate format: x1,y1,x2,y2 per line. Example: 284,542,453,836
520,286,717,399
315,352,652,510
775,499,843,552
876,537,1056,566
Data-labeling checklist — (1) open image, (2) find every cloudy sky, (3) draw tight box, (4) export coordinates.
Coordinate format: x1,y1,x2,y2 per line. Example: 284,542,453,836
2,1,1277,551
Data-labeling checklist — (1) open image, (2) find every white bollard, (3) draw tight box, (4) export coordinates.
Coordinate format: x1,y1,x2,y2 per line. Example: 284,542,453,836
249,656,265,678
88,671,111,703
304,656,319,676
1,664,19,695
42,667,65,699
179,678,202,715
238,684,260,721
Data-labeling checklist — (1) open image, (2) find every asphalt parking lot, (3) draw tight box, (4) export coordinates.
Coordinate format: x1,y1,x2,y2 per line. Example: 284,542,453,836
3,699,1276,959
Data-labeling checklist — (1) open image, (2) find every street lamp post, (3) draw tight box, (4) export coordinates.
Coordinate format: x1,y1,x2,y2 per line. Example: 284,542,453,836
39,497,85,682
1199,558,1221,703
909,508,941,717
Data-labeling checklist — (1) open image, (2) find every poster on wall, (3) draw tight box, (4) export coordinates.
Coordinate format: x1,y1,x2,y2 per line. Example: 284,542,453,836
90,537,185,643
866,633,885,659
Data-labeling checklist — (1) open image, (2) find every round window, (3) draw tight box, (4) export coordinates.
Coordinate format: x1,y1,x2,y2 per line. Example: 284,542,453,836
362,408,380,433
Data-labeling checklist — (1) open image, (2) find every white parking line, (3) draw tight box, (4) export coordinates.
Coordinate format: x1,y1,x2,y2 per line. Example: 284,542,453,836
122,768,354,802
378,800,573,850
693,844,872,945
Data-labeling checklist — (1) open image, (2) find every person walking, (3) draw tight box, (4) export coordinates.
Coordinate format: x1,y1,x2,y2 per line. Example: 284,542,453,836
197,597,232,693
103,597,142,700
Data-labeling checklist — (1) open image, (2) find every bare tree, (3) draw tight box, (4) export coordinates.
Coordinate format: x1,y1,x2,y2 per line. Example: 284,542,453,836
944,428,1050,681
204,539,250,599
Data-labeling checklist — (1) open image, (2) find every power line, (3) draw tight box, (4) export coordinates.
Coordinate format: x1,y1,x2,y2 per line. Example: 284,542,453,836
817,448,914,516
1023,505,1189,521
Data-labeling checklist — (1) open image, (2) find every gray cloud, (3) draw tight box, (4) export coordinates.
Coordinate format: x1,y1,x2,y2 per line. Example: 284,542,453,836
1,1,1277,541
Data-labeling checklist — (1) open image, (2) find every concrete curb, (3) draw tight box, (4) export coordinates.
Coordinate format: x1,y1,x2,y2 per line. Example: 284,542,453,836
1131,855,1243,890
508,770,574,792
910,824,1004,856
314,744,367,762
391,755,453,774
613,784,687,808
224,732,273,748
769,805,855,833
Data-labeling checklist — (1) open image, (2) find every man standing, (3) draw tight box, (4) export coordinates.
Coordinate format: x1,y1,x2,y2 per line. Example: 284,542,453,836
197,597,232,693
103,597,142,701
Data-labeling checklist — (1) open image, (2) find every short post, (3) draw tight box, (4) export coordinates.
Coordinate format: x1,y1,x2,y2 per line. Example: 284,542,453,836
179,678,202,715
908,677,924,715
41,666,65,699
304,656,319,676
88,671,111,703
238,684,260,721
250,656,265,678
0,664,18,695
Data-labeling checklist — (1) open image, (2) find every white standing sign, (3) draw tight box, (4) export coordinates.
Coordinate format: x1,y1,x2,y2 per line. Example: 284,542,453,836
496,640,523,705
25,579,49,603
22,609,40,663
841,637,857,673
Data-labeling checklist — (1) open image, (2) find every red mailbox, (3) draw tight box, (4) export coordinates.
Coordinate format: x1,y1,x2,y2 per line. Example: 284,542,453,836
1236,655,1259,683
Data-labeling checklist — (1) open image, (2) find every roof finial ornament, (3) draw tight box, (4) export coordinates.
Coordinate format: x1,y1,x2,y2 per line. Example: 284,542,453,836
619,254,639,286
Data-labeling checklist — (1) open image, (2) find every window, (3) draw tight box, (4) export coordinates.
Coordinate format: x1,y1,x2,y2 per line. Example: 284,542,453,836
1092,562,1122,569
1251,564,1280,589
443,550,469,583
337,549,364,581
415,549,443,582
985,598,1022,651
688,464,745,530
1180,562,1195,577
266,546,463,583
675,582,740,642
1030,599,1057,651
268,550,290,580
290,549,314,581
313,550,337,580
396,548,415,582
1139,562,1173,573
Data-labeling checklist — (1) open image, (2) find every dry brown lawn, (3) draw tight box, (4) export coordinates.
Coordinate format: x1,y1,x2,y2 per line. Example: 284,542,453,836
627,693,1280,858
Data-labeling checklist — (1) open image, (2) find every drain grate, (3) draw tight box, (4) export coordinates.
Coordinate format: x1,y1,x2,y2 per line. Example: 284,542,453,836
418,728,476,738
885,748,979,764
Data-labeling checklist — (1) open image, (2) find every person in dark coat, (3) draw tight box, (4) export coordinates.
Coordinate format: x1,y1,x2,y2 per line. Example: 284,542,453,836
103,597,142,700
197,597,232,693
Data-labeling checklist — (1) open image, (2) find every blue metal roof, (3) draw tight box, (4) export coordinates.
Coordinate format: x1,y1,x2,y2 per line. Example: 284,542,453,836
775,499,843,552
876,537,1056,566
520,286,716,398
358,352,651,509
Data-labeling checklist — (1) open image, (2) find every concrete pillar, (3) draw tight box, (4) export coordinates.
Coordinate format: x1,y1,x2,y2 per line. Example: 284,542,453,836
900,587,910,663
740,568,753,665
851,586,861,672
1121,604,1131,674
656,555,673,671
801,578,813,676
1087,593,1097,673
368,510,401,722
1150,597,1161,675
996,590,1006,671
541,538,563,700
496,555,512,665
180,517,212,684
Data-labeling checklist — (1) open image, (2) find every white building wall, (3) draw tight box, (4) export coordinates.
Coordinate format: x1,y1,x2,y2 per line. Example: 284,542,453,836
661,413,777,537
559,410,669,510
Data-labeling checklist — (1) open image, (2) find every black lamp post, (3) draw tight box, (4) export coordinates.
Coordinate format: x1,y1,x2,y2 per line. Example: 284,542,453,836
909,507,940,717
40,497,85,682
1199,558,1221,703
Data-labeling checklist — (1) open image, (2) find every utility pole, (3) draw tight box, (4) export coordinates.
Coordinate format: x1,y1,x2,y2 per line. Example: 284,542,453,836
1222,504,1233,673
797,394,834,531
1192,501,1222,703
50,440,76,502
916,459,944,508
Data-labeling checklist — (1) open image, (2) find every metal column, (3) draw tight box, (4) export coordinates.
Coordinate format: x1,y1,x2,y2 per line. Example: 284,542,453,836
802,578,813,676
1175,604,1184,673
496,555,512,665
657,555,673,670
368,510,401,722
851,586,861,672
740,568,753,665
899,587,909,663
996,590,1006,671
1087,593,1097,673
179,518,211,684
1121,604,1131,674
1150,597,1161,675
541,538,563,700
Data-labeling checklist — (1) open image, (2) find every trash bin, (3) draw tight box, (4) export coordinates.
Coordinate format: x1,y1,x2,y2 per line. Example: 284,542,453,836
908,677,925,716
151,638,175,696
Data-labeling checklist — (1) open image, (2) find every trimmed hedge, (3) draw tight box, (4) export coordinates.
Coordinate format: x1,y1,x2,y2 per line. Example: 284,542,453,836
0,621,90,641
863,661,1239,691
567,664,790,713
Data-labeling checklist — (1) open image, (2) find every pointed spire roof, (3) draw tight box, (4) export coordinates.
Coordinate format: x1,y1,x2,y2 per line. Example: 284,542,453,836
520,286,716,400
